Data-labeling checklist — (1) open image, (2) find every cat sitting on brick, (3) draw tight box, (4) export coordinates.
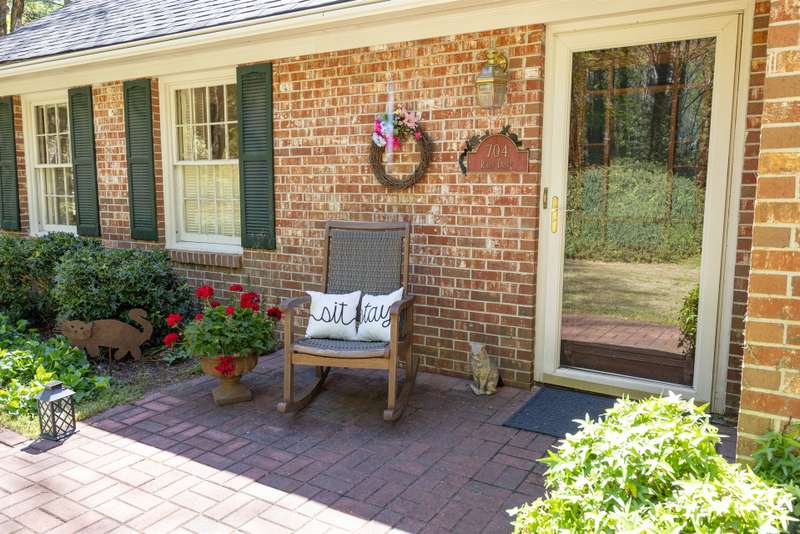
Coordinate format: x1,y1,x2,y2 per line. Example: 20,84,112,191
59,308,152,361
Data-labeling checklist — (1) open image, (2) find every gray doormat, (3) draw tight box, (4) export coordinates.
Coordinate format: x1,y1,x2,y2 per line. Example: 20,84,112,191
503,386,618,439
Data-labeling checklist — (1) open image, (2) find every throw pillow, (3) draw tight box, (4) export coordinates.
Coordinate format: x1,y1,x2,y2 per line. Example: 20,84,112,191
356,287,404,342
305,290,361,340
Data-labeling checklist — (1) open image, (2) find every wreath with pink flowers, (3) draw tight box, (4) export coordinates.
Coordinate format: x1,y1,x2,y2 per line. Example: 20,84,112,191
369,107,433,189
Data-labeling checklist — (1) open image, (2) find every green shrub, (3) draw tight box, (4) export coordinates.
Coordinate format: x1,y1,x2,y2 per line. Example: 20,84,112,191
0,235,34,323
0,315,110,417
52,247,193,340
677,285,699,355
754,423,800,526
565,159,704,263
509,395,794,533
27,233,101,324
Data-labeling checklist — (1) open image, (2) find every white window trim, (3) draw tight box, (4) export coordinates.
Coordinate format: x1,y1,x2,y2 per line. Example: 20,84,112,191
160,69,243,255
21,90,77,236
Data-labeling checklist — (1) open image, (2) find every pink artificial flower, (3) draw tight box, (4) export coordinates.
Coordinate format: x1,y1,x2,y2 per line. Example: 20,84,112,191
414,130,423,141
392,136,401,151
403,111,419,129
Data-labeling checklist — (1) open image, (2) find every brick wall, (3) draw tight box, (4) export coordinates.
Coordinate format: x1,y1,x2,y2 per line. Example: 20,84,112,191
737,0,800,459
11,96,28,235
726,0,772,417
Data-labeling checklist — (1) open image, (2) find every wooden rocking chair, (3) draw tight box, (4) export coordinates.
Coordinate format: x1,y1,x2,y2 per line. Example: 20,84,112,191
277,221,417,421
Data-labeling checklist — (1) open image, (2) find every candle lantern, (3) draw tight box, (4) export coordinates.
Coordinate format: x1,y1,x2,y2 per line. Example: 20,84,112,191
36,381,76,441
475,48,509,109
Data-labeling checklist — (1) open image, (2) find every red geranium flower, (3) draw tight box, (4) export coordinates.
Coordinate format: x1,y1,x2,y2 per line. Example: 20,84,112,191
267,306,282,321
229,283,244,292
240,291,260,312
225,306,235,315
166,313,183,328
196,285,215,299
214,355,236,376
194,313,204,321
210,300,221,308
163,332,179,348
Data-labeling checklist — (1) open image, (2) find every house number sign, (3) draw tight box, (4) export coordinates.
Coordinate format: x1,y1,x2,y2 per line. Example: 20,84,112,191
459,126,529,175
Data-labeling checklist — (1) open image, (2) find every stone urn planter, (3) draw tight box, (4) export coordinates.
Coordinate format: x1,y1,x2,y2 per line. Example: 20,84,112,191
199,353,259,406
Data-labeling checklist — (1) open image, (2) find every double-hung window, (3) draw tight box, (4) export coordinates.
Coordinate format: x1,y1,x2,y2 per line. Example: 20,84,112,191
173,82,240,247
32,101,76,231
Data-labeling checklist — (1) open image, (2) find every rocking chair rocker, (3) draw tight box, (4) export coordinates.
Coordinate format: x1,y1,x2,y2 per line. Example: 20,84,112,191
277,221,417,421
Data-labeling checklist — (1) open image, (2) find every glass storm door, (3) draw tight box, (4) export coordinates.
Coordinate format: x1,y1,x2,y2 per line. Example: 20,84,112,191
536,15,741,404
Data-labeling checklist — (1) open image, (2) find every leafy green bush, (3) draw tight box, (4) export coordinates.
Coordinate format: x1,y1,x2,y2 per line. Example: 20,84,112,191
0,315,110,417
754,423,800,527
565,159,704,263
27,233,101,324
0,235,34,323
677,285,699,355
509,395,794,533
52,247,193,340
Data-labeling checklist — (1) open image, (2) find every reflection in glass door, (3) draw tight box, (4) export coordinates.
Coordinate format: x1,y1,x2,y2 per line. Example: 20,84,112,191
560,38,715,386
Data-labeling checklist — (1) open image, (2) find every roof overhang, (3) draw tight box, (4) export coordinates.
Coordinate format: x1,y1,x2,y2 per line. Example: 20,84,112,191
0,0,748,95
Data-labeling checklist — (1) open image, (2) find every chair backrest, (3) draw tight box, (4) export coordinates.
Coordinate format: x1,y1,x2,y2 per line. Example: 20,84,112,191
323,221,410,295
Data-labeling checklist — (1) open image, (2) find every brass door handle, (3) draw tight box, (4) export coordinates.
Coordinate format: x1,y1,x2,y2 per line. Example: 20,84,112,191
551,196,559,233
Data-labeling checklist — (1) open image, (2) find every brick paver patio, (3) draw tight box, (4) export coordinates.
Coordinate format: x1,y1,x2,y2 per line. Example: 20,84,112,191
0,352,736,534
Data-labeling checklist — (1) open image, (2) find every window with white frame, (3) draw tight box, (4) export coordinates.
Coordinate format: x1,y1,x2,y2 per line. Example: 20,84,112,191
173,83,240,245
33,102,76,230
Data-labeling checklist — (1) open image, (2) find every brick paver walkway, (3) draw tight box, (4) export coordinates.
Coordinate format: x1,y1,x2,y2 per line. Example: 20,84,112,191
0,353,736,534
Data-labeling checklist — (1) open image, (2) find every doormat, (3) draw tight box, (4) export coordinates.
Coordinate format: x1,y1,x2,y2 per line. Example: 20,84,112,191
503,386,618,439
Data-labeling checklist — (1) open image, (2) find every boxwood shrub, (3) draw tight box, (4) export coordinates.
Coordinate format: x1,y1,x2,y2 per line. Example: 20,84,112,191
52,246,193,339
509,395,794,533
28,233,101,324
0,235,33,323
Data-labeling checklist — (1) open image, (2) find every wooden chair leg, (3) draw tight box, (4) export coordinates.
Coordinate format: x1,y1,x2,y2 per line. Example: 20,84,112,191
383,345,417,422
277,352,329,414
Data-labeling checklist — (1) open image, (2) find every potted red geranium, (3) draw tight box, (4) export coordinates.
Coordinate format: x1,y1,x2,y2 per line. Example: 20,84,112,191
164,284,281,406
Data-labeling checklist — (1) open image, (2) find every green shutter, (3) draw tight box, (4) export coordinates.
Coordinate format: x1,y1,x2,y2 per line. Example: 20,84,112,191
68,86,101,237
123,79,157,241
0,97,20,231
237,63,276,249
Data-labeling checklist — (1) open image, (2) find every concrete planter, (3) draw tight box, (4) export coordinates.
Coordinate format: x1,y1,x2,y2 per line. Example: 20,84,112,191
199,353,259,406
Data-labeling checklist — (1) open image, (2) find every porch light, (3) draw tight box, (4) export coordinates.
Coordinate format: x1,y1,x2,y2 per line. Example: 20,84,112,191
36,381,76,441
475,48,509,109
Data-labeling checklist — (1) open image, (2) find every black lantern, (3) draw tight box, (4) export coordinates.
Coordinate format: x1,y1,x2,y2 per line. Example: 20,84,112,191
36,381,76,441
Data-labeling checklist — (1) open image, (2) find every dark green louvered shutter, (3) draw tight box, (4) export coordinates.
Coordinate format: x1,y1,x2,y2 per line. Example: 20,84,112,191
0,97,20,231
237,63,276,249
123,79,157,241
68,86,101,237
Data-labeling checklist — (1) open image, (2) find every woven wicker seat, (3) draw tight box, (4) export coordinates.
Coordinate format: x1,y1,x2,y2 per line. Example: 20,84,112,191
294,338,389,358
278,221,417,421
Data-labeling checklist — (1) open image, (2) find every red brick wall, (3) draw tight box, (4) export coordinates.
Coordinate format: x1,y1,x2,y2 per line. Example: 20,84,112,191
726,0,772,417
737,0,800,459
11,96,28,235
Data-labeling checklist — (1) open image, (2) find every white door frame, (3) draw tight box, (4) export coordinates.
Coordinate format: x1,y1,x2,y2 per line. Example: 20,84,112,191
534,9,749,409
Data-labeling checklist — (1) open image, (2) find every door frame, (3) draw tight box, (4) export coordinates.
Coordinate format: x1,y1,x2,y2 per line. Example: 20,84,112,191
534,6,752,410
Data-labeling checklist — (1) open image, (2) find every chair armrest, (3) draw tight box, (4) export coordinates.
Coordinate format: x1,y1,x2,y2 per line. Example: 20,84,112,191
390,295,415,345
389,295,415,317
280,295,311,348
280,295,311,314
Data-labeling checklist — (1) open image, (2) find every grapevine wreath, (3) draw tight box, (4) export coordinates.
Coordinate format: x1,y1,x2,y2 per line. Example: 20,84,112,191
369,107,433,189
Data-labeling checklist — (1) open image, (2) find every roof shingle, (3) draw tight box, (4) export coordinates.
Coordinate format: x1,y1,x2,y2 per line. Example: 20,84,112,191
0,0,356,65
